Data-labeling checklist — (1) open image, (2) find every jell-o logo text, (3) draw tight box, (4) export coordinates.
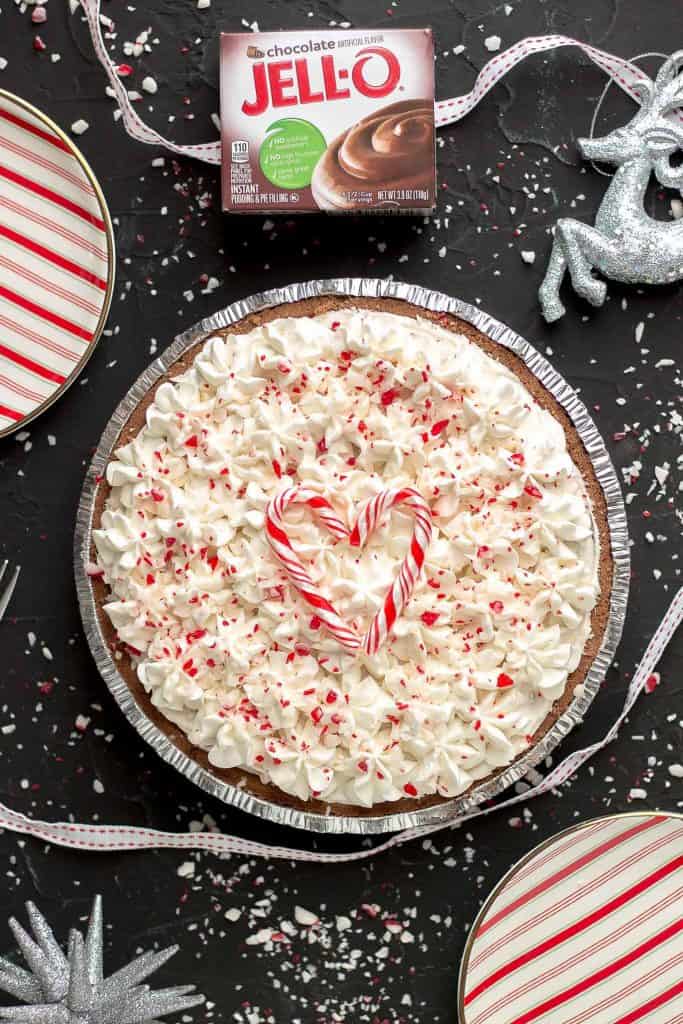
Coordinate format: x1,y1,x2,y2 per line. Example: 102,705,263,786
241,46,401,116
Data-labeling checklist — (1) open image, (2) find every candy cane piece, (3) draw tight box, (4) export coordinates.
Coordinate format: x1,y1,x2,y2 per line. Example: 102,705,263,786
350,488,433,656
265,487,361,653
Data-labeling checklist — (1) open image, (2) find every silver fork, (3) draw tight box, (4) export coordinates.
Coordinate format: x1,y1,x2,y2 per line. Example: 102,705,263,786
0,560,21,622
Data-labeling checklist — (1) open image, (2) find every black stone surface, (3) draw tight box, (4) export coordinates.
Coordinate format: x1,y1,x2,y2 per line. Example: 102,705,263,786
0,2,681,1022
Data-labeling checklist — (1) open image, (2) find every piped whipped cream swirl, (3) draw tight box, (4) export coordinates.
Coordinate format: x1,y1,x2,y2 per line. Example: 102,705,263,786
93,309,599,807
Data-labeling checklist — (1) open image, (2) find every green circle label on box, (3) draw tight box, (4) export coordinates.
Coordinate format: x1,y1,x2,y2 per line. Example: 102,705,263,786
259,118,326,190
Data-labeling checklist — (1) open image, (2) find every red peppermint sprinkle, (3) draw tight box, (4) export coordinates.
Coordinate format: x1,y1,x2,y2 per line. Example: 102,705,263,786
358,759,368,773
381,388,400,406
116,63,134,76
145,573,155,586
186,629,206,643
497,672,515,688
184,435,199,449
489,600,504,614
150,489,164,503
430,419,449,437
510,452,525,465
644,672,660,693
403,783,418,797
309,615,322,630
311,707,323,725
325,690,338,704
420,611,439,626
524,483,543,500
33,35,47,51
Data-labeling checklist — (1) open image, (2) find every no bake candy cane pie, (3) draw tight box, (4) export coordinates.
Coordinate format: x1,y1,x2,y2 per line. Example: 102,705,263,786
90,297,612,815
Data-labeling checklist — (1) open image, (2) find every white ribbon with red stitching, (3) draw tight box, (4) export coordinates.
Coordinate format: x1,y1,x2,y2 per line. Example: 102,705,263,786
77,0,653,160
0,589,680,862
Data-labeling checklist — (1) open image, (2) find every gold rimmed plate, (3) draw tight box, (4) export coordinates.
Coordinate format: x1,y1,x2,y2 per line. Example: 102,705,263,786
0,89,115,439
458,812,683,1024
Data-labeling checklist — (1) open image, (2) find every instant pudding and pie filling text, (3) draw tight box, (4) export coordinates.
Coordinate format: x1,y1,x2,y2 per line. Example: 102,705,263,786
220,29,436,213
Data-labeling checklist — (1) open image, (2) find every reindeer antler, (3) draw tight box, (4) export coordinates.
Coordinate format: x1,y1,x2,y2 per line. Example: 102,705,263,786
630,77,655,109
652,50,683,115
647,50,683,189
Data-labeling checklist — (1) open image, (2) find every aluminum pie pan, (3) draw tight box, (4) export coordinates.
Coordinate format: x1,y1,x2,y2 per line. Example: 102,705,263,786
74,278,630,835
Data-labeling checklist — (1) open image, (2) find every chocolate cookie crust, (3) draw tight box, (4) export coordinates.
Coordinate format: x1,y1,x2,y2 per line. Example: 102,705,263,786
89,296,613,819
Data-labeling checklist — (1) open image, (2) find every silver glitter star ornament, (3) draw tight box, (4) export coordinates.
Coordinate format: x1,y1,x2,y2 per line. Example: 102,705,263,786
0,897,204,1023
540,50,683,321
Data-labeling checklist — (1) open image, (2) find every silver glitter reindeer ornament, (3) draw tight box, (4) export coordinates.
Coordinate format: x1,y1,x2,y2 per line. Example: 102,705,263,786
539,50,683,321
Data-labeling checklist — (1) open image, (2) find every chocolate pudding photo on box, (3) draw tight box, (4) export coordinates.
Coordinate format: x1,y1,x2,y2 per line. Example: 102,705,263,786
220,29,436,214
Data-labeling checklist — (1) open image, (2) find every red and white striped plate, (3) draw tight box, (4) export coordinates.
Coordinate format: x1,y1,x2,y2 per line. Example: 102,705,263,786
0,89,114,439
459,813,683,1024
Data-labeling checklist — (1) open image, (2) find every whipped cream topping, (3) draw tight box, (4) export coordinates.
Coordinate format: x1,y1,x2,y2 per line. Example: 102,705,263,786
93,309,600,807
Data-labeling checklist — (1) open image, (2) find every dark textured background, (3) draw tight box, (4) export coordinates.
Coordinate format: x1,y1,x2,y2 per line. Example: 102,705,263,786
0,2,681,1022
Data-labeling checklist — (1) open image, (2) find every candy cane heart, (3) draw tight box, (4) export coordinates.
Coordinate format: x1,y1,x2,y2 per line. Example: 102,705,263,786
264,486,433,656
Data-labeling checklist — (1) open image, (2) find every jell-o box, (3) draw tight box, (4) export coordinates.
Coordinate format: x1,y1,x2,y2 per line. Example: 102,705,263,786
220,28,436,214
